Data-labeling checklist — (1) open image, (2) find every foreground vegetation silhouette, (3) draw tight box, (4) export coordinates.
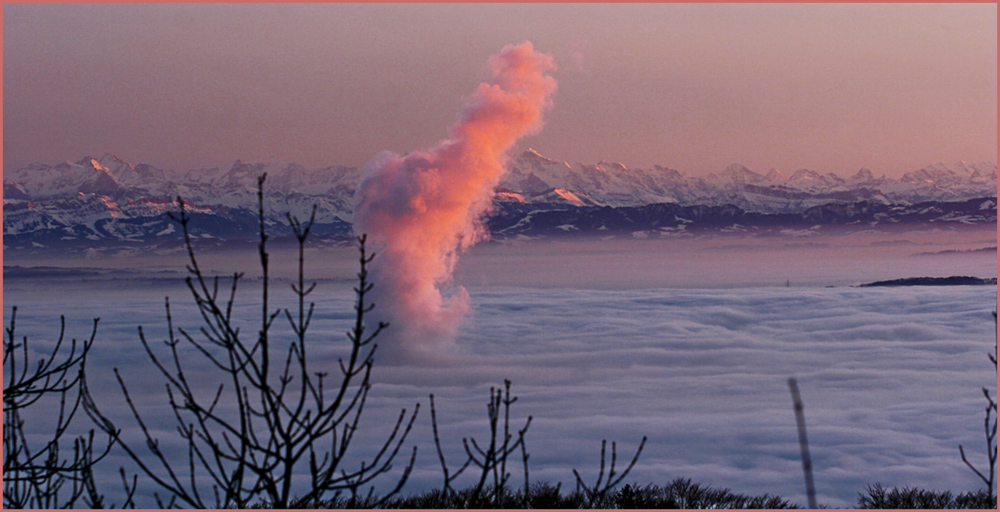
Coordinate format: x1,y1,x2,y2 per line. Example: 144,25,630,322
2,173,996,508
83,176,419,508
3,308,118,507
958,311,997,494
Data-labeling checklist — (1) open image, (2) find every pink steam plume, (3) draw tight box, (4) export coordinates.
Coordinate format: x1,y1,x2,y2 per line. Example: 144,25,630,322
352,41,557,362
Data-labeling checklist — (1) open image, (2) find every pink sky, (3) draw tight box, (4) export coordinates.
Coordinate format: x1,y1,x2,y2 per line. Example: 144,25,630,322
3,3,996,178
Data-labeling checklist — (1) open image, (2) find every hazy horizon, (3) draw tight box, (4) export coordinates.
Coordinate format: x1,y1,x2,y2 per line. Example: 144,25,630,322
7,147,998,181
4,3,996,178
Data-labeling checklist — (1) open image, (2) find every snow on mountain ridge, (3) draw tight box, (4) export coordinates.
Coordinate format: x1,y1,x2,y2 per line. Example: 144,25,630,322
502,151,996,211
713,164,768,185
4,151,995,247
849,168,876,183
5,151,996,215
765,169,788,182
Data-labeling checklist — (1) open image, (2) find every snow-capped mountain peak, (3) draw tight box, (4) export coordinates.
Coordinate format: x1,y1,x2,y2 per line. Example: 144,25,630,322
595,160,630,174
710,164,768,185
521,147,550,161
79,157,106,170
97,152,132,169
4,150,996,251
788,168,821,182
765,169,788,182
5,150,996,220
900,161,996,186
850,168,875,183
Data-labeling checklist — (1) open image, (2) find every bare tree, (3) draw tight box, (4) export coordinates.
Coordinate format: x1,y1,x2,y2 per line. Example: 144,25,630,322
83,175,419,508
429,380,533,507
959,311,997,496
572,436,647,507
4,308,121,508
428,379,647,508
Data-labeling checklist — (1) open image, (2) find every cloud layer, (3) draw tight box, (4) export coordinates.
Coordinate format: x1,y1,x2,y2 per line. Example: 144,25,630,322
6,272,994,508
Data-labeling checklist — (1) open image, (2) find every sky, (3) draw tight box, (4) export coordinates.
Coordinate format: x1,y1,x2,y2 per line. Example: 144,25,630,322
3,3,997,178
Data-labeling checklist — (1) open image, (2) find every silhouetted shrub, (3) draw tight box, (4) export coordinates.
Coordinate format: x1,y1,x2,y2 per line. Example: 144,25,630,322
299,478,796,509
857,483,995,509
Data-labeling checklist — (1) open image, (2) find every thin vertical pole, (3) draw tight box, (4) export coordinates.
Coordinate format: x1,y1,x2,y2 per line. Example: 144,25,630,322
788,377,818,509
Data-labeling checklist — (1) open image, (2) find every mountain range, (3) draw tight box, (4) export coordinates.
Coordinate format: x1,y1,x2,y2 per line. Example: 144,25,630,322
3,151,996,252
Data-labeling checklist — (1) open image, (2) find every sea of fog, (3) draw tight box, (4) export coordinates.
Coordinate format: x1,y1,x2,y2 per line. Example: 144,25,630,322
3,229,997,508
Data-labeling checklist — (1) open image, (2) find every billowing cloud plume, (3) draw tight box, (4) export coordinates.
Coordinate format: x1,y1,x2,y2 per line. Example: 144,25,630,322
353,41,557,361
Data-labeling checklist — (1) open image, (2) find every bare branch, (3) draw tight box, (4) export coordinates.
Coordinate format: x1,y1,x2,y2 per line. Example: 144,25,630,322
81,179,418,507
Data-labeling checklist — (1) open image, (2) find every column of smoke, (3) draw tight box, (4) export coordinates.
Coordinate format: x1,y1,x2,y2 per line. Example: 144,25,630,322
353,41,557,362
